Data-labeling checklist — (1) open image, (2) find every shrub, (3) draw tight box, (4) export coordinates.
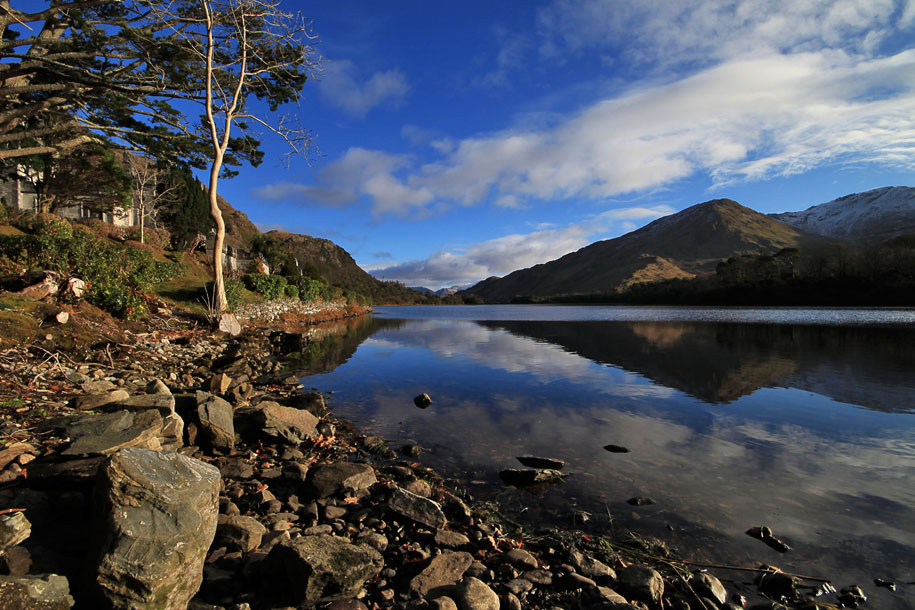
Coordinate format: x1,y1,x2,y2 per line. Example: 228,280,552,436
243,273,287,301
203,278,244,312
0,203,8,223
0,218,180,318
284,284,299,299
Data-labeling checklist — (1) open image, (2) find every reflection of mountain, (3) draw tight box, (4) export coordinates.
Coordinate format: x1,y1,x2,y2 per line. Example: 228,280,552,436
478,320,915,411
291,317,406,375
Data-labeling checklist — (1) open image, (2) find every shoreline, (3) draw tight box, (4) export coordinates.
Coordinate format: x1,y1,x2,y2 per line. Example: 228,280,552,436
0,301,868,609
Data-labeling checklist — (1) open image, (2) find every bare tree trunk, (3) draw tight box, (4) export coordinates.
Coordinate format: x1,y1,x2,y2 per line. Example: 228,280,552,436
207,152,228,312
139,203,145,244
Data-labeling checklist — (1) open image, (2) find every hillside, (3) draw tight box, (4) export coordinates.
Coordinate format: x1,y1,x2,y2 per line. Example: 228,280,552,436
464,199,832,302
265,231,431,304
211,195,429,304
770,186,915,244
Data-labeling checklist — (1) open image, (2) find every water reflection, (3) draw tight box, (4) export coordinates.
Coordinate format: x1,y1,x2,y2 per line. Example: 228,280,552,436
300,309,915,608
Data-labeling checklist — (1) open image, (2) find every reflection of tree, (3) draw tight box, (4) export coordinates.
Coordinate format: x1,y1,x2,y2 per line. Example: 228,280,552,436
288,317,406,375
479,320,915,411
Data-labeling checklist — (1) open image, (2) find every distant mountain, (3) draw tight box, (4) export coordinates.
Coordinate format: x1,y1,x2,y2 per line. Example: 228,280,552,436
464,199,831,302
409,285,465,297
771,186,915,244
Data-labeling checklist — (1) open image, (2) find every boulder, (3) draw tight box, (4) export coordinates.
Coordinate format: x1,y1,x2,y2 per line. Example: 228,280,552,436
409,551,473,596
618,565,664,605
61,410,169,456
306,462,376,498
207,373,232,395
263,535,383,606
454,576,499,610
146,379,172,395
0,574,74,609
387,486,447,529
256,401,318,444
196,392,235,453
89,448,220,610
217,313,241,336
215,515,267,553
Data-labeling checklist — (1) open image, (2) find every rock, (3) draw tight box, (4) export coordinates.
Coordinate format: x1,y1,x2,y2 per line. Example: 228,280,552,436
746,526,790,553
414,393,432,408
121,393,176,416
626,496,655,506
0,443,35,470
326,601,370,610
434,528,470,548
409,551,473,596
692,571,727,605
61,410,168,455
218,313,242,336
286,391,327,418
520,569,552,586
207,373,232,395
838,585,867,608
55,311,69,324
388,486,447,529
2,545,32,576
755,568,797,598
594,586,629,604
306,462,377,498
72,389,129,411
263,535,383,606
401,442,422,458
0,512,30,553
569,549,616,580
17,272,59,300
216,515,267,553
65,277,86,299
603,445,630,453
89,448,220,610
505,578,533,596
256,401,318,444
504,549,538,570
430,597,459,610
499,468,564,488
454,576,499,610
0,574,74,609
515,456,564,470
146,379,172,395
196,392,235,453
24,456,105,486
619,565,664,605
502,592,522,610
403,478,433,497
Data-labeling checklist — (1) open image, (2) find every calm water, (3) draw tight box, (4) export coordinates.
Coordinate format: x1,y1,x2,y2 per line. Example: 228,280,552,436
300,306,915,607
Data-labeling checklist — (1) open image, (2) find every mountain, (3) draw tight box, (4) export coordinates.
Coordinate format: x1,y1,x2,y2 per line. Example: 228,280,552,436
464,199,831,302
265,231,431,304
770,186,915,244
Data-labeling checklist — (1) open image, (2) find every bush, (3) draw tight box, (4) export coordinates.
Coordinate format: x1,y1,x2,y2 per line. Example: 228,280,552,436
0,217,180,318
284,284,299,299
0,203,8,223
243,273,287,300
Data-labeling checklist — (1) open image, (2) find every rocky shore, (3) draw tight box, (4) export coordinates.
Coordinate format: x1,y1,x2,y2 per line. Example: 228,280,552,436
0,303,856,610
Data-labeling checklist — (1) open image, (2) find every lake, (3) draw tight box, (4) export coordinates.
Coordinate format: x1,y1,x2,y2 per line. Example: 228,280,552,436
299,305,915,608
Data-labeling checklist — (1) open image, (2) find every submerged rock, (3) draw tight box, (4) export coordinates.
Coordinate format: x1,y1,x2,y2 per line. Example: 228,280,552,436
746,525,791,553
499,468,565,488
413,393,432,408
603,444,630,453
515,455,564,469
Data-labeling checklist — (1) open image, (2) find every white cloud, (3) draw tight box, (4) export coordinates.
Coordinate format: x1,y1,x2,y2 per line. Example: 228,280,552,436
537,0,908,69
275,49,915,217
319,59,410,118
366,205,673,288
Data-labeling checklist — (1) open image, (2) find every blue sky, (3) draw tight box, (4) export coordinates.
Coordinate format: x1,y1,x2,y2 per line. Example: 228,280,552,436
213,0,915,289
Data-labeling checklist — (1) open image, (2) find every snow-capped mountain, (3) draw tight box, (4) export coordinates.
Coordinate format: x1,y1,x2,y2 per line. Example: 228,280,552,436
771,186,915,244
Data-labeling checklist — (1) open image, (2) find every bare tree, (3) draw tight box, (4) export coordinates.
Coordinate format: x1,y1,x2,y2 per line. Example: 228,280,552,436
123,154,179,243
141,0,320,312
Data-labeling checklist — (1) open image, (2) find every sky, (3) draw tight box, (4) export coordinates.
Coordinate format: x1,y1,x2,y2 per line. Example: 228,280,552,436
213,0,915,290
